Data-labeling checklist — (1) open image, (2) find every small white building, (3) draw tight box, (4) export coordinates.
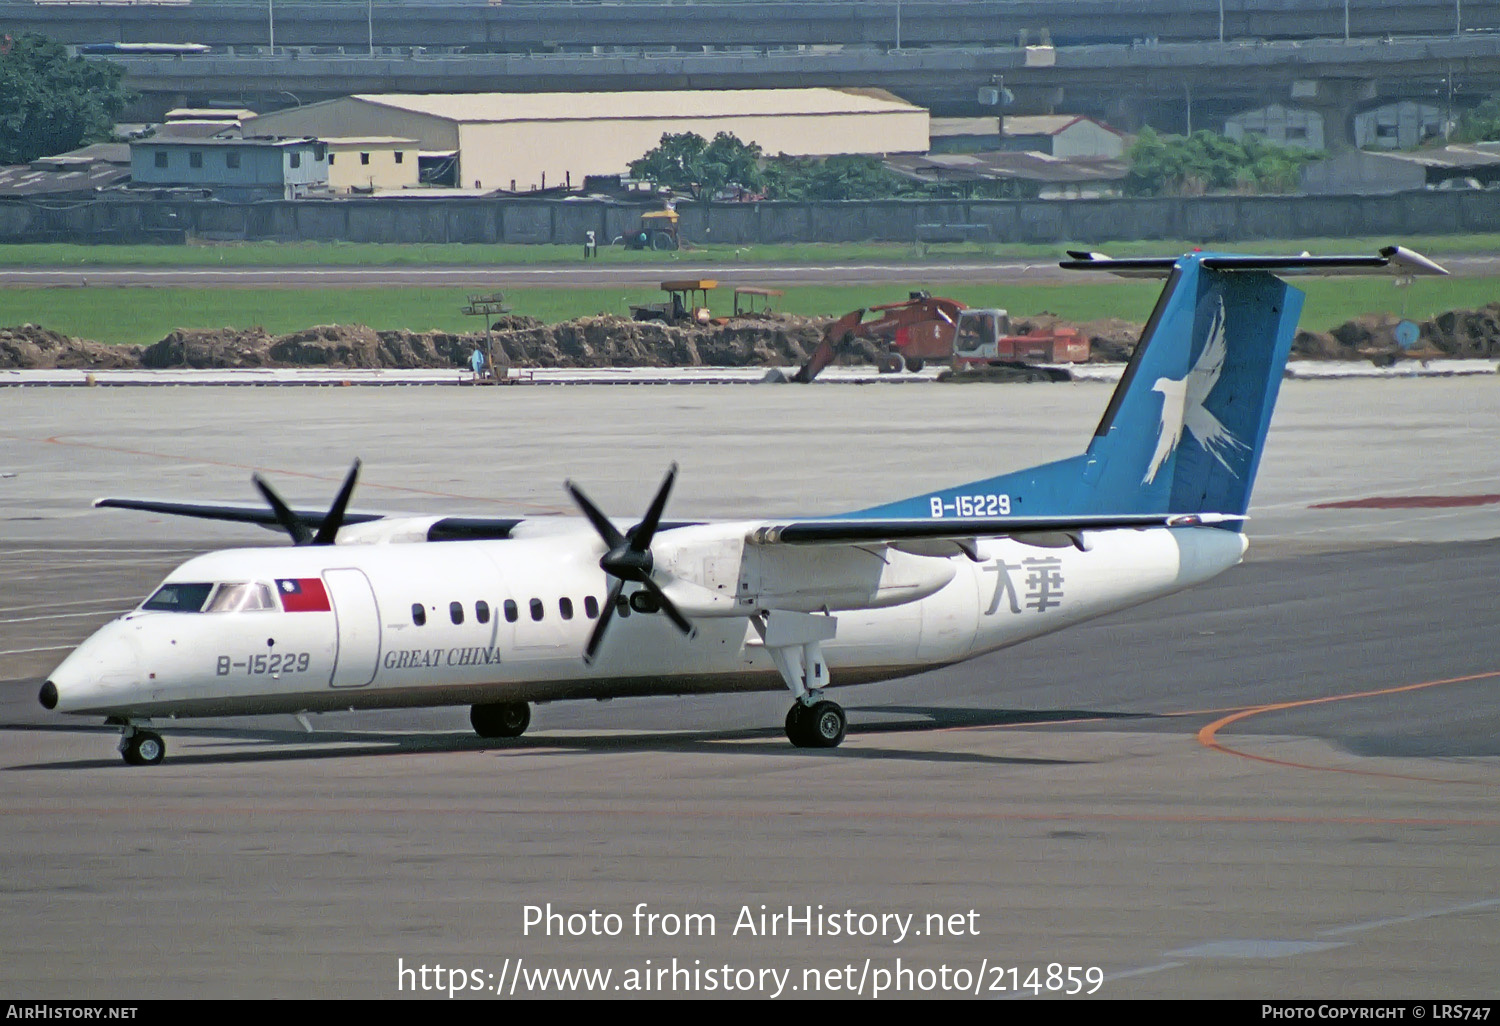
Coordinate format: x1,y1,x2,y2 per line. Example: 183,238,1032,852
930,115,1125,159
1224,104,1325,151
1353,102,1446,150
323,137,420,192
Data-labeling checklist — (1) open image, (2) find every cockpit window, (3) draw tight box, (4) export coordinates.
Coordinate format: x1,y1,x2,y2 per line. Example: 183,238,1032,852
142,582,215,613
204,582,278,613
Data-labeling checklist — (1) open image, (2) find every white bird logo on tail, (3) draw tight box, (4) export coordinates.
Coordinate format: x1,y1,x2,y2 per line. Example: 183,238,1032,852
1143,296,1249,485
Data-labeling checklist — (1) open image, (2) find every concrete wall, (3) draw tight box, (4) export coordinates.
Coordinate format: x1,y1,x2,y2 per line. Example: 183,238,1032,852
4,192,1499,246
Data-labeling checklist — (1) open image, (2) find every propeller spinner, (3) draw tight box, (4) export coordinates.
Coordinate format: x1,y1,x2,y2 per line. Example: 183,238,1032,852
566,463,695,664
252,459,362,546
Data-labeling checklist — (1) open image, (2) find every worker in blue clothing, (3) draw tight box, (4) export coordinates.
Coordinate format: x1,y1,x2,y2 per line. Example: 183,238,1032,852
470,347,487,381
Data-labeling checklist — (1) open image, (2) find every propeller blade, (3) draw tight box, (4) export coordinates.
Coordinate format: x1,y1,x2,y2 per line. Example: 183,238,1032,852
312,459,361,546
630,462,678,552
252,475,312,545
566,480,626,551
640,577,695,637
583,579,625,665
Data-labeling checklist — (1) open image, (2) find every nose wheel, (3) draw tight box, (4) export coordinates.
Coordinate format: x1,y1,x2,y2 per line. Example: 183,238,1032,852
119,727,165,766
785,700,847,749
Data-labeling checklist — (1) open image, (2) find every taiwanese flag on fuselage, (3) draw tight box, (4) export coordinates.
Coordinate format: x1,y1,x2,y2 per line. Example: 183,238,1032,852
276,578,331,612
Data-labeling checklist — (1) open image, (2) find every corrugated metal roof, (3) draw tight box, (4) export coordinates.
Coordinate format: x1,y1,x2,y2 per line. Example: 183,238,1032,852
1368,144,1500,169
887,150,1127,184
32,143,131,167
321,136,419,146
0,162,130,196
133,137,320,149
348,88,923,124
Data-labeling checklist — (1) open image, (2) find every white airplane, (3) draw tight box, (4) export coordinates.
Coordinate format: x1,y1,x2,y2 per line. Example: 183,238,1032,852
39,247,1447,765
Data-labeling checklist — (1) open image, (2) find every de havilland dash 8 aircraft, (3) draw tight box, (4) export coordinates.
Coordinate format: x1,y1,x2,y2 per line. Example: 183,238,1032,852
39,247,1447,765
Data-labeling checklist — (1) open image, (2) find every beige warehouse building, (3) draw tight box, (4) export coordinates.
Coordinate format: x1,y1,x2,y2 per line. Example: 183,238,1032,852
322,137,419,192
244,88,929,193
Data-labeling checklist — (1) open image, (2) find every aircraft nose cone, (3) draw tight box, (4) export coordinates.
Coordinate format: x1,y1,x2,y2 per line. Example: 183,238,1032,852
45,624,144,714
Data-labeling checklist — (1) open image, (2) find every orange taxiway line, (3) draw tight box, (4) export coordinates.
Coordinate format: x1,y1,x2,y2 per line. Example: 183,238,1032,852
1195,670,1500,784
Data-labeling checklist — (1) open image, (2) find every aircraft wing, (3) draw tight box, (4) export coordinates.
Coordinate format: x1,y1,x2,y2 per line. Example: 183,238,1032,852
746,512,1226,546
1060,245,1449,278
94,498,527,541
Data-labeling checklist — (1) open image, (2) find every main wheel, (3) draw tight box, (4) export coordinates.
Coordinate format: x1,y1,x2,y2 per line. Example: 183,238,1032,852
785,703,809,743
121,730,165,766
805,701,847,748
785,700,846,749
471,702,530,739
651,230,677,251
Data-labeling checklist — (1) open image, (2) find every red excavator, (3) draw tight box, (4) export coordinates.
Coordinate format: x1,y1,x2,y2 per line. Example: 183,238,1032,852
790,292,1089,383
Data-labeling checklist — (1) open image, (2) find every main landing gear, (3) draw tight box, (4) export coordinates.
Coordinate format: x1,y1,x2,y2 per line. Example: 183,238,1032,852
752,610,849,750
470,701,530,739
785,699,847,749
117,722,165,766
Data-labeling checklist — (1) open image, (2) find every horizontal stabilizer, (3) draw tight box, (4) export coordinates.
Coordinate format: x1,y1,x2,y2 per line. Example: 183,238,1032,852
1061,246,1448,279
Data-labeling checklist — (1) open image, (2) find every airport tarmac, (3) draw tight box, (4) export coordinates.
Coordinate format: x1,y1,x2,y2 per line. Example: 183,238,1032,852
2,379,1498,999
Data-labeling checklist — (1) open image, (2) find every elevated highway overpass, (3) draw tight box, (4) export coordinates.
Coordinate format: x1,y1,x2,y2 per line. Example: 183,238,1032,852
111,34,1500,144
5,0,1500,51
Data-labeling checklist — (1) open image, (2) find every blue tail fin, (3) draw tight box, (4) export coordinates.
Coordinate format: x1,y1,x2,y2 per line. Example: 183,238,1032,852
850,253,1302,521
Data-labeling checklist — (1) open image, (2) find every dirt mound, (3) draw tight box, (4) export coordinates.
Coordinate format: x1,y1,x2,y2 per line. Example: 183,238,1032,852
487,314,829,369
140,328,276,368
0,325,139,370
1425,302,1500,358
10,304,1500,372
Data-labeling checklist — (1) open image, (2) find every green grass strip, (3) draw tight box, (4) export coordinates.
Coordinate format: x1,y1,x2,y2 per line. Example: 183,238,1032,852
1,278,1493,347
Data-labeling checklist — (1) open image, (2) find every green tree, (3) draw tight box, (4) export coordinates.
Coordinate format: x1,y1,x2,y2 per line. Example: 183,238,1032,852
1455,96,1500,143
763,154,918,201
0,33,133,165
698,131,764,197
629,131,708,194
1124,127,1321,196
629,131,765,197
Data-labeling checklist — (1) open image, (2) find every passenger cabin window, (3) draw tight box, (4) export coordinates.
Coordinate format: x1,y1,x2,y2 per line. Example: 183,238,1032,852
476,600,490,624
412,603,426,626
450,601,464,625
504,600,518,623
142,582,214,613
529,598,544,622
204,582,276,613
584,596,599,619
559,597,574,621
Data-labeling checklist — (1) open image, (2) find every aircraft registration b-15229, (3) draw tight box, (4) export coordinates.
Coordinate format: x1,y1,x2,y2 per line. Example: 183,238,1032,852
40,247,1448,765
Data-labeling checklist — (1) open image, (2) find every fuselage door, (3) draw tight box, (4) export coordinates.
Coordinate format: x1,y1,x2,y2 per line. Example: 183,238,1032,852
324,567,381,688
